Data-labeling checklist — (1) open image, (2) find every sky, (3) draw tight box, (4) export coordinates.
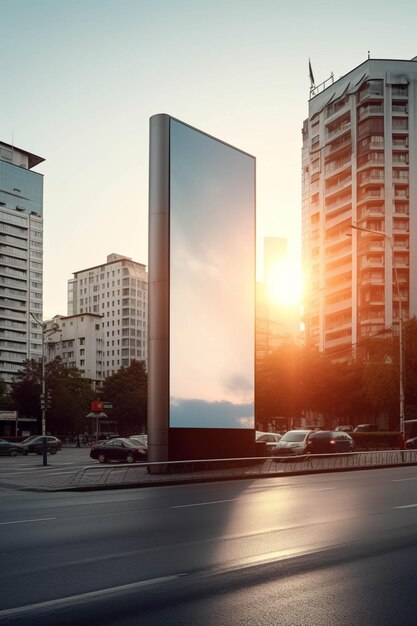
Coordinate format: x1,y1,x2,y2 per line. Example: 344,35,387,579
1,0,417,319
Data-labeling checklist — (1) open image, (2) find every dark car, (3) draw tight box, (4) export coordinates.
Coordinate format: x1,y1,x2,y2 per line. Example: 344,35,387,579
90,438,147,464
354,424,378,432
273,430,312,457
335,425,353,433
305,430,355,454
0,438,24,457
20,435,62,455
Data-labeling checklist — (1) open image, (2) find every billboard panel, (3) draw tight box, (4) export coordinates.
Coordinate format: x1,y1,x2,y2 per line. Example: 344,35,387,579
169,119,255,429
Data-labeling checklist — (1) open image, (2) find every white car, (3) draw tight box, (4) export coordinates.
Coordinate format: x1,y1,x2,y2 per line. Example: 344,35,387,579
273,430,312,457
256,431,282,454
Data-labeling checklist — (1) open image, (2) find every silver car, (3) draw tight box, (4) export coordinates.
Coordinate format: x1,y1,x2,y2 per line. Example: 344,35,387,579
273,430,312,457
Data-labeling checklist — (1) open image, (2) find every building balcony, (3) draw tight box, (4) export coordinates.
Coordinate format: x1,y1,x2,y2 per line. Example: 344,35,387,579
358,85,383,103
324,136,352,157
392,105,408,114
325,279,352,296
325,245,351,263
357,189,384,203
325,176,352,196
325,260,352,279
0,246,27,260
0,309,26,321
357,155,385,171
0,351,26,362
324,333,352,349
358,105,384,120
393,188,409,200
358,172,385,185
325,210,352,230
325,318,352,334
325,194,351,213
326,122,351,142
325,298,352,315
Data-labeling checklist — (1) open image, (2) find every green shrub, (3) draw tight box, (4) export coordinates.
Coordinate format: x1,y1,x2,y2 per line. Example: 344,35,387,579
351,431,401,451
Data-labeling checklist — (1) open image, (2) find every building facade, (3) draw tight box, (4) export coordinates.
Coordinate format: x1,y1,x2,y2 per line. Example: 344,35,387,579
44,313,104,387
0,141,44,385
67,253,147,378
302,57,417,358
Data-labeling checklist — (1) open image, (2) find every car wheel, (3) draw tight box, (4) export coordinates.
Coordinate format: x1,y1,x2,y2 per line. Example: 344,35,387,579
9,449,18,457
49,447,57,455
126,453,134,464
98,453,106,464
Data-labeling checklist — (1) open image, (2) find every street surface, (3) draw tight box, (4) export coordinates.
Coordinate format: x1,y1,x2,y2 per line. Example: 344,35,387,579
1,466,417,624
0,447,99,490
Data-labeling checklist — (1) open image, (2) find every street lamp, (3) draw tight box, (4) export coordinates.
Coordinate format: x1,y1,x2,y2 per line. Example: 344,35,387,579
350,224,405,441
30,312,48,466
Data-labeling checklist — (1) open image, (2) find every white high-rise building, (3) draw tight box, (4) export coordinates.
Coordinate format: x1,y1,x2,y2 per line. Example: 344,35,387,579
302,57,417,358
0,141,44,385
67,253,147,377
44,313,104,387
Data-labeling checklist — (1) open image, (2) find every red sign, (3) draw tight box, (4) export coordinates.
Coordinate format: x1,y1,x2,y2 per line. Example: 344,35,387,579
91,400,104,412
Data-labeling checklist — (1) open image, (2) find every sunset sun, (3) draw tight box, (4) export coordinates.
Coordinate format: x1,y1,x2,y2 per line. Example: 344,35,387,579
267,260,302,306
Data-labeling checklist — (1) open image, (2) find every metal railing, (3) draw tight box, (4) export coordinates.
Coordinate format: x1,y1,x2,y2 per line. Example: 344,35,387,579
66,449,417,489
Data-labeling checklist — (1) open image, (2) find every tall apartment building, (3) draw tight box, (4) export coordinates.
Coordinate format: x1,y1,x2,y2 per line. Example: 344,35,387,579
0,141,44,385
302,57,417,358
67,253,147,378
44,313,104,387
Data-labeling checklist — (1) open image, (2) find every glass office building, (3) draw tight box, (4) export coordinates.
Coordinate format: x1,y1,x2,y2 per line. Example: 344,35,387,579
0,141,44,385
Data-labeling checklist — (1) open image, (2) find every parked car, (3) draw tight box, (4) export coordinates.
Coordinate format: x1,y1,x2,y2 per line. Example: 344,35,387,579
405,437,417,450
305,430,355,454
128,435,148,459
90,438,147,464
404,420,417,440
20,435,62,455
273,430,312,457
335,425,353,433
0,438,24,457
354,424,378,432
256,432,282,454
129,434,148,448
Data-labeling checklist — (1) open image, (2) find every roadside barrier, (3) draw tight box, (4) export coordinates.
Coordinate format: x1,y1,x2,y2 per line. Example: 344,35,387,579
66,449,417,489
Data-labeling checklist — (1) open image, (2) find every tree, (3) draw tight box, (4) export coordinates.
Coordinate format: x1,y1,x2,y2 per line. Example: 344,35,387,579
101,360,147,435
0,377,13,410
11,358,94,434
404,317,417,417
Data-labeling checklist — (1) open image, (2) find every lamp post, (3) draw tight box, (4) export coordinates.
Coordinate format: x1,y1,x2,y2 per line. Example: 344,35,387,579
350,224,405,441
30,312,48,466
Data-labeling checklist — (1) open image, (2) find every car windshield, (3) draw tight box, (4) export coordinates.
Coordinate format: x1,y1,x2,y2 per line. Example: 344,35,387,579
310,432,335,439
281,432,308,442
21,436,39,443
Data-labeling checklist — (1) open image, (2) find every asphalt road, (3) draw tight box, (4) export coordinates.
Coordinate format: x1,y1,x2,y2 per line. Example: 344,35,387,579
2,466,417,625
0,447,106,490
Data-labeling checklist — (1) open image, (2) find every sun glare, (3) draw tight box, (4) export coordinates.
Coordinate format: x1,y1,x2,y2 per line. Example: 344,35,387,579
267,260,302,307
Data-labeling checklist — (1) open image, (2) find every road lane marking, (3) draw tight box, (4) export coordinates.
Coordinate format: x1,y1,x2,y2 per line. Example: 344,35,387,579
393,477,417,482
171,498,240,509
0,574,184,618
0,517,56,525
394,504,417,509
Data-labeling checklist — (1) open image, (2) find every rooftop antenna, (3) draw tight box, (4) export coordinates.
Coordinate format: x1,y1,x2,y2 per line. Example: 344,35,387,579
309,58,315,98
368,50,371,59
309,58,315,87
